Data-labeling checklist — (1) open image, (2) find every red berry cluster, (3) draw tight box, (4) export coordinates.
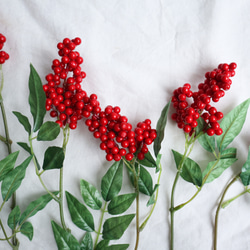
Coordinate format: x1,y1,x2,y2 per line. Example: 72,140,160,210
85,104,157,161
43,37,88,129
0,34,9,64
171,63,237,136
43,37,157,161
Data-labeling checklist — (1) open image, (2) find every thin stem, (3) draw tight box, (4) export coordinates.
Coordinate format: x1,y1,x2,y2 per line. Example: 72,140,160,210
122,157,140,249
170,134,196,250
58,126,70,231
174,186,201,211
0,95,11,155
59,167,67,230
0,219,15,248
0,65,18,248
130,160,140,250
174,152,220,211
213,173,240,250
170,170,180,250
94,202,107,248
139,162,162,231
29,135,59,202
221,188,249,208
135,189,140,250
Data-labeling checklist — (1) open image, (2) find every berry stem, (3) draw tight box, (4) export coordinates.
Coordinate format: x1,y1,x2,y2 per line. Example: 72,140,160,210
0,219,16,249
214,173,239,250
0,65,18,248
170,133,195,250
94,201,107,248
131,159,140,250
221,186,250,208
29,135,59,202
58,125,70,231
139,162,162,231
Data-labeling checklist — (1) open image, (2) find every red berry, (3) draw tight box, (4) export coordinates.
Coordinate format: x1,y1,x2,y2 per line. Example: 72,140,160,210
215,112,223,120
206,128,215,136
125,153,134,161
183,125,192,133
69,122,77,129
215,128,223,135
106,154,113,161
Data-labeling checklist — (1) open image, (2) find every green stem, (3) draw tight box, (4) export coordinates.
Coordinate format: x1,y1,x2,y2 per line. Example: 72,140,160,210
139,162,162,231
213,173,239,250
174,149,221,211
132,161,140,250
0,219,15,248
59,167,67,230
0,66,18,248
170,133,195,250
170,170,180,250
221,185,250,208
94,201,107,248
174,186,201,211
122,157,141,249
58,126,70,231
29,135,59,202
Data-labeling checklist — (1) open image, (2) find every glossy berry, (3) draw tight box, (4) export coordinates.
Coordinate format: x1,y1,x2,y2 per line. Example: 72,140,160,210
43,37,89,130
0,34,9,64
171,62,237,136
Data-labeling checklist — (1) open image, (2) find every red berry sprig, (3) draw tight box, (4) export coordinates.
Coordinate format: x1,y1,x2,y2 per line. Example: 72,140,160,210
43,37,157,161
43,37,87,129
0,34,9,64
85,103,157,161
171,63,237,136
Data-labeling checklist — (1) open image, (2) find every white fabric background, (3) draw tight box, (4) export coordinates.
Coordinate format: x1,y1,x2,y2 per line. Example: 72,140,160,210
1,0,250,249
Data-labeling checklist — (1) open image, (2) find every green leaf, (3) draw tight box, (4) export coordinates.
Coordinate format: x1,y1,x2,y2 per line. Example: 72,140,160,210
155,153,162,173
153,101,170,157
17,142,41,170
80,232,93,250
13,111,31,135
127,164,154,196
80,179,102,210
195,117,206,135
240,146,250,186
172,150,202,186
17,142,31,154
203,158,238,183
28,64,46,132
42,146,64,170
37,121,60,141
0,151,19,181
20,222,33,241
51,221,81,250
95,240,109,250
137,166,154,195
108,193,136,215
104,244,129,250
197,133,216,153
1,156,32,201
139,151,157,168
147,184,160,207
102,214,135,240
66,191,95,232
101,161,123,201
220,148,237,159
217,98,250,152
7,206,21,230
19,192,59,225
